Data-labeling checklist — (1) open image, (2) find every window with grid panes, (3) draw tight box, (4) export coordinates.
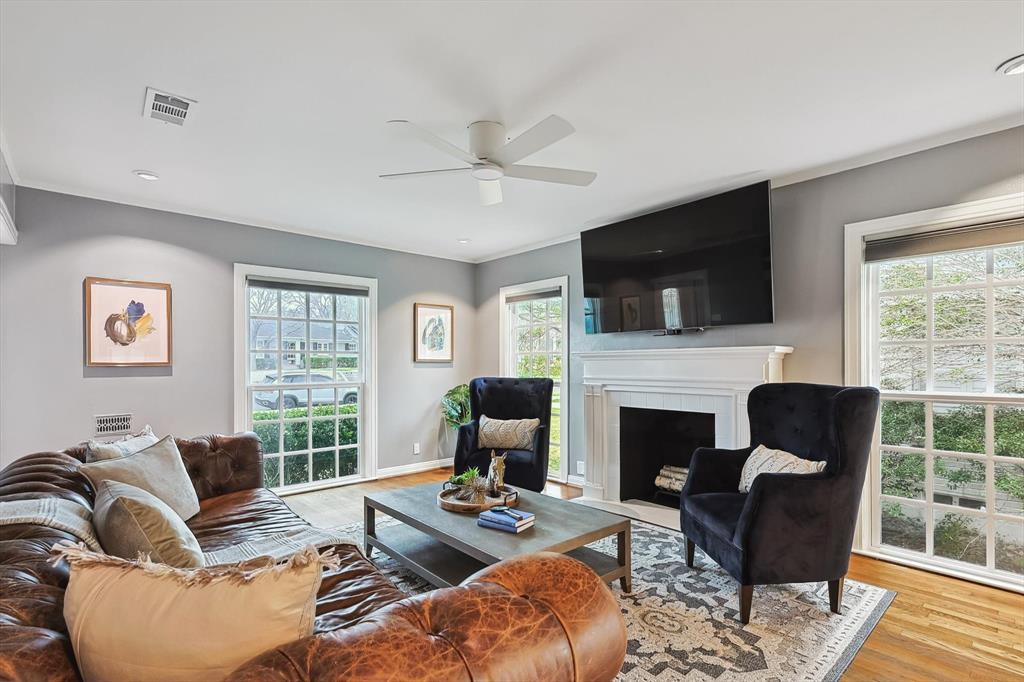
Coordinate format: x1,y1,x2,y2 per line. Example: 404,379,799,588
869,241,1023,580
246,282,366,489
508,295,564,478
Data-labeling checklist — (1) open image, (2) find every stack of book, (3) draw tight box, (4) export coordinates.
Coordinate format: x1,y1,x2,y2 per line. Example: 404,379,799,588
477,508,535,534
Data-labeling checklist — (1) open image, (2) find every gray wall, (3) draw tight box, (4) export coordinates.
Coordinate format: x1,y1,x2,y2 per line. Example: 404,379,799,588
0,147,14,226
475,126,1024,478
0,188,477,467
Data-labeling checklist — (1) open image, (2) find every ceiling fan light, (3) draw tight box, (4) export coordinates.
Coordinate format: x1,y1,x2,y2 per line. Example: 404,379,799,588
471,163,504,181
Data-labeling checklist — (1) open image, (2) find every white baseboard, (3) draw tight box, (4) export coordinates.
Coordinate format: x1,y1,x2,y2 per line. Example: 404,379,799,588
566,474,585,487
376,457,453,480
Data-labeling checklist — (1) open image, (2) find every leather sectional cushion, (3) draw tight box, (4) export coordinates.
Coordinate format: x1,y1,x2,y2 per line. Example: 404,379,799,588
313,543,407,631
185,487,408,628
186,488,312,552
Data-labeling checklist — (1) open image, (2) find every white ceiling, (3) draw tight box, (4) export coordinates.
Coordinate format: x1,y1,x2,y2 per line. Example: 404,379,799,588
2,1,1022,262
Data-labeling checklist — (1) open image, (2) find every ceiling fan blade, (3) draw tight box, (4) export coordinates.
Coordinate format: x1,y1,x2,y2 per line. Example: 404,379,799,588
489,115,575,165
503,164,596,186
387,120,478,165
379,168,471,180
478,179,503,206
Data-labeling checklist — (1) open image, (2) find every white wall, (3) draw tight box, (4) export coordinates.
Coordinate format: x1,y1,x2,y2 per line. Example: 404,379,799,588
0,189,477,467
475,126,1024,477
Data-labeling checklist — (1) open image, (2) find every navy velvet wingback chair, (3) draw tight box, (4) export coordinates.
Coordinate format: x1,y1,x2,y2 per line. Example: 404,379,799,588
454,377,553,492
680,382,880,623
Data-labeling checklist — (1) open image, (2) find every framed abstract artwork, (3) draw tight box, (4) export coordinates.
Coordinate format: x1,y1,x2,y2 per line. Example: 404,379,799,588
413,302,454,363
84,277,172,366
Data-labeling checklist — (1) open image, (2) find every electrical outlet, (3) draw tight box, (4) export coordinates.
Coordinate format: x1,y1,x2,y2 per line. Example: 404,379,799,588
413,442,421,456
576,461,585,476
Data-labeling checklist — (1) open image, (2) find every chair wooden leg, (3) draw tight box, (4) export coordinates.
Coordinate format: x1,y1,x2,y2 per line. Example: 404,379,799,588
828,576,845,614
738,584,753,624
685,539,695,568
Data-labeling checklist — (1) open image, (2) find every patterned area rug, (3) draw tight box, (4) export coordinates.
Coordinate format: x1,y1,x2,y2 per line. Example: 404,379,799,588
330,519,894,681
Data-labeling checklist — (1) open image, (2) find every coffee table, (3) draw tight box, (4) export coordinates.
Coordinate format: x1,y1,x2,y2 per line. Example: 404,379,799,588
364,482,631,591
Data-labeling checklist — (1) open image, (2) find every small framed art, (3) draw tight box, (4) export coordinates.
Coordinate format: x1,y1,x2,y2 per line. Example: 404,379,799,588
85,277,172,366
413,302,454,363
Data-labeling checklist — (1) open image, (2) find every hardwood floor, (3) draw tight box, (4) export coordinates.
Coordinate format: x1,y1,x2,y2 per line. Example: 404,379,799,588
286,469,1024,681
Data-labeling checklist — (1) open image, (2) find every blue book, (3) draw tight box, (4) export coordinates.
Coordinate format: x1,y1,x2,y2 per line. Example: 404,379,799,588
478,518,534,534
479,509,535,528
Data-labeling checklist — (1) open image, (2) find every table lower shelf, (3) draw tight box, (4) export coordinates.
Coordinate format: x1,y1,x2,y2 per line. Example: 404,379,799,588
366,523,627,589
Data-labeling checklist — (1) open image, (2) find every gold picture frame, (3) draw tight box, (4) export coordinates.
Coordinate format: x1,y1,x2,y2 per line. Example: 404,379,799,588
85,277,172,366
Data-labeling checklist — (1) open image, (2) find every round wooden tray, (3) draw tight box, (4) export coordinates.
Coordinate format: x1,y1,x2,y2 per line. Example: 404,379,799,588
437,483,520,513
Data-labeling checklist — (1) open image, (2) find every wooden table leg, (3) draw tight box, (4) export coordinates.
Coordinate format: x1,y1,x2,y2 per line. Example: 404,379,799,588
364,500,375,557
617,526,632,593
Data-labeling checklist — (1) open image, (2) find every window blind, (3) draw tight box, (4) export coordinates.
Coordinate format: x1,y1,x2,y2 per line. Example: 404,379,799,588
504,288,562,304
864,218,1024,263
247,277,369,298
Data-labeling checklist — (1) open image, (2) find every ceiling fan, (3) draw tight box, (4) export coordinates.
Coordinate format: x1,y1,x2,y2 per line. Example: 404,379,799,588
380,115,596,206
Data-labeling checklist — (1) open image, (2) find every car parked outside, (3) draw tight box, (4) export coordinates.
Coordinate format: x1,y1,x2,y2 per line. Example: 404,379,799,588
253,373,358,410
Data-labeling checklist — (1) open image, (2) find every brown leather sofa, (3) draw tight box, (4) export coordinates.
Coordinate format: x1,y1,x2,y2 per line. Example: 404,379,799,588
0,433,627,681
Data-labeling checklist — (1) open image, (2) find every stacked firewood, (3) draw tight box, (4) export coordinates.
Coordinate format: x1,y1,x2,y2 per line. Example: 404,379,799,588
654,465,688,493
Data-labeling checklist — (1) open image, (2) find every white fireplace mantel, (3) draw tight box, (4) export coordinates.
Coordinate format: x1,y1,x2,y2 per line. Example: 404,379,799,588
574,345,793,525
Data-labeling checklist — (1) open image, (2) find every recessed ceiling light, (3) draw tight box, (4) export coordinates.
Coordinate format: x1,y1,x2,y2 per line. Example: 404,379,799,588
996,54,1024,76
133,170,160,181
456,238,471,244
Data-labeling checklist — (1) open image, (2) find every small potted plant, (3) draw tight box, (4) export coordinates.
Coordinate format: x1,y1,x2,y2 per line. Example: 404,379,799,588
438,383,470,460
446,466,486,504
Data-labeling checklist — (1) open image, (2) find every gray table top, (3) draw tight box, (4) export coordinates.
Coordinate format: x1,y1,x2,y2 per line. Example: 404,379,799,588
365,481,630,561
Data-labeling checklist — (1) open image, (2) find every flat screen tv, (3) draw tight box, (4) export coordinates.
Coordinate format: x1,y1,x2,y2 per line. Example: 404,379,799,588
581,180,773,333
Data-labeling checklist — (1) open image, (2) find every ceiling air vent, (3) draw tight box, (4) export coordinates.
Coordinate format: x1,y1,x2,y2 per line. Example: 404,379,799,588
142,87,197,126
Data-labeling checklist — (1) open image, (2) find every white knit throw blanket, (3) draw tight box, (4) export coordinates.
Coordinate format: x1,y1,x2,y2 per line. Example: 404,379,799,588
0,497,103,552
202,526,358,566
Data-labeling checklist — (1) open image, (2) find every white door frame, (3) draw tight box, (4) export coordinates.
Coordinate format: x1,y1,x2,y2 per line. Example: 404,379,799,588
843,191,1023,591
233,263,379,491
499,276,570,482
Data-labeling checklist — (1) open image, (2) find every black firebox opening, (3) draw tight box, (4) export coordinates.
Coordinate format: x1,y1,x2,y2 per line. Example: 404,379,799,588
619,407,715,508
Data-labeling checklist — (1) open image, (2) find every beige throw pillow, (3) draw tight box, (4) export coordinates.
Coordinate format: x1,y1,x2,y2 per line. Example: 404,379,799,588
738,444,827,493
93,480,203,568
56,543,332,682
80,435,200,521
478,414,540,450
85,425,158,462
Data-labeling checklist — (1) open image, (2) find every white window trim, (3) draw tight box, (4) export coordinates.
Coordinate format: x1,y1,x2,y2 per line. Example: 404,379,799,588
499,276,570,482
843,191,1024,593
233,263,379,494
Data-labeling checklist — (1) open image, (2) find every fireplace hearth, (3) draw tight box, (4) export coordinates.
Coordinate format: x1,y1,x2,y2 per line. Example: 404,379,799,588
619,407,714,508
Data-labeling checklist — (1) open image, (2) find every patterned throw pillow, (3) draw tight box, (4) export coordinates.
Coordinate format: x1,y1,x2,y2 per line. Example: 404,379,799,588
738,444,826,493
478,415,540,450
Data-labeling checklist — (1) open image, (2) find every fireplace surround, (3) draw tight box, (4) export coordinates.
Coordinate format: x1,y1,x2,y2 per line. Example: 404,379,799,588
576,346,793,527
